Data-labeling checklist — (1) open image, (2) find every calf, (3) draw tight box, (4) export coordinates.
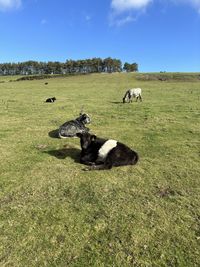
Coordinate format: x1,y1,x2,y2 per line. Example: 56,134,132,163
77,132,139,170
59,113,91,138
123,88,142,103
46,97,56,103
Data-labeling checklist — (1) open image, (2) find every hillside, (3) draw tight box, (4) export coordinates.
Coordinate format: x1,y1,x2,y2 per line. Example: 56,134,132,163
0,73,200,266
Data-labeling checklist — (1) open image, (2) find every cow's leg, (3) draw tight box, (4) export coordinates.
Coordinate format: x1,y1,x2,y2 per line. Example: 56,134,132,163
128,92,132,103
83,158,113,171
80,154,95,166
83,163,112,171
81,159,95,166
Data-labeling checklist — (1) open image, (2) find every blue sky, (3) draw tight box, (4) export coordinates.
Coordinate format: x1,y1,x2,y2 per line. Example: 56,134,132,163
0,0,199,72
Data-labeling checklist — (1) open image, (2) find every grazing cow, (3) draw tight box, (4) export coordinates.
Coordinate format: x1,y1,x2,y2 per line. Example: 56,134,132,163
58,113,91,138
46,97,56,103
77,132,139,170
123,88,142,103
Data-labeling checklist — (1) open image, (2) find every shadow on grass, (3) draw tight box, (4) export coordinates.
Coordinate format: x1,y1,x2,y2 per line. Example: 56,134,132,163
44,147,80,162
48,129,59,139
110,101,123,104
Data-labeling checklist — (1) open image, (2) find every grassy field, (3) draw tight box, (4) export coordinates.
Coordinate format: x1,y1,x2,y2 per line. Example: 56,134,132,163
0,73,200,267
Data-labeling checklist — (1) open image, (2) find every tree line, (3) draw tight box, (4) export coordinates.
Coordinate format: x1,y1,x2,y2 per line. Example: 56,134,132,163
0,58,138,76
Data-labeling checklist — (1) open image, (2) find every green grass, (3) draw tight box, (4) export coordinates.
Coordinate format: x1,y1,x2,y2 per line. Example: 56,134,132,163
0,73,200,267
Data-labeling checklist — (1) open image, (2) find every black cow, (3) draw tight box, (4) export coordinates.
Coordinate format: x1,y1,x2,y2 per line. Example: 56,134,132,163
46,97,56,103
77,132,139,170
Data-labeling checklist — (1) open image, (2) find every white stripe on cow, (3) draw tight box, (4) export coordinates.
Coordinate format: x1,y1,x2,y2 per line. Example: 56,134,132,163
97,139,117,162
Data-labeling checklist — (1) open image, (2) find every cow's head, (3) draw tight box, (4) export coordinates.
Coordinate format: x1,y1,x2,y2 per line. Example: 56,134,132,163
77,113,91,124
76,132,96,150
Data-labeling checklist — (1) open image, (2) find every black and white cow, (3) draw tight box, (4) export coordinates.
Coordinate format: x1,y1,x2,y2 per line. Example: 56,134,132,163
77,132,139,170
123,88,142,103
46,97,56,103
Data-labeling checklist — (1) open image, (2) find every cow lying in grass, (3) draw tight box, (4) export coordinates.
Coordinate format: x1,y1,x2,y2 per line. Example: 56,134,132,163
123,88,142,103
46,97,56,103
77,132,139,170
59,113,91,138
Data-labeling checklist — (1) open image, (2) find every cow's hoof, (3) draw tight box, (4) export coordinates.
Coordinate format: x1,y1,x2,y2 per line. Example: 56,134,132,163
83,164,96,171
83,167,92,171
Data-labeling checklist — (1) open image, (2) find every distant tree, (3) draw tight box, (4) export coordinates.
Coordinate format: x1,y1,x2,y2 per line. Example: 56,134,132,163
113,59,122,72
123,62,130,72
0,58,137,76
130,63,138,72
123,62,138,72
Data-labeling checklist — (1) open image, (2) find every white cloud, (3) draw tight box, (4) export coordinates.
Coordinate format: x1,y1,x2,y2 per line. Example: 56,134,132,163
114,15,136,25
111,0,200,13
111,0,152,12
110,0,148,26
0,0,21,11
109,12,141,26
110,0,200,26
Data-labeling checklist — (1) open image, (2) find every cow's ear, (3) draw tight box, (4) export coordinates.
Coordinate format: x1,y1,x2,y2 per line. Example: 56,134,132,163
91,135,96,140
